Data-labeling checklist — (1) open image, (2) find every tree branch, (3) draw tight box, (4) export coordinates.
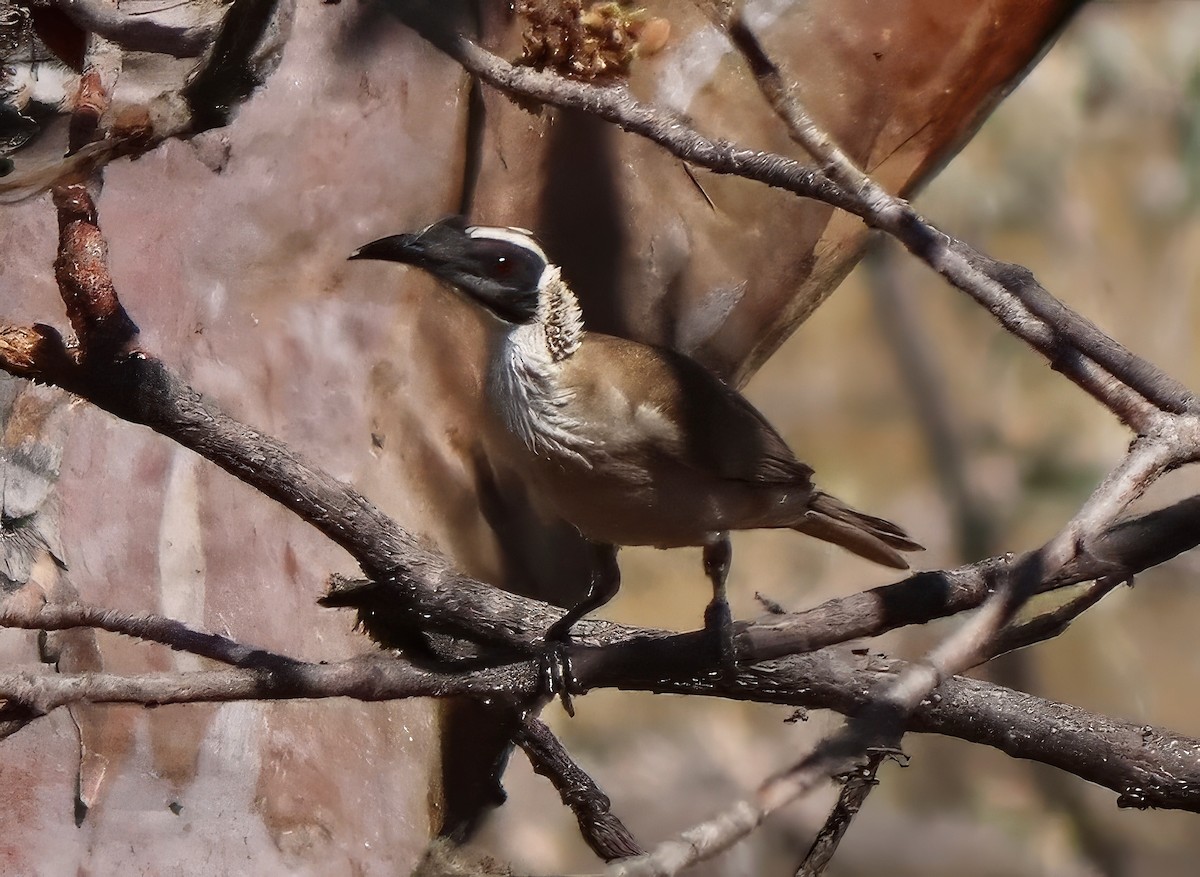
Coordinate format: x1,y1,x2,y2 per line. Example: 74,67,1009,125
3,632,1198,815
720,7,1192,425
51,0,218,58
794,750,894,877
0,599,299,670
514,716,644,862
415,24,1193,429
736,488,1200,663
981,579,1124,667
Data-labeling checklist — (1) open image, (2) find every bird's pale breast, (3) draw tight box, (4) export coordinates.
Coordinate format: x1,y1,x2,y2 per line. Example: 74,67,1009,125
482,327,810,547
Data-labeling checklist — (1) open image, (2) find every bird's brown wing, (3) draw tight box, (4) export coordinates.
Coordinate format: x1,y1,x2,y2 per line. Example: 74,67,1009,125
565,333,814,486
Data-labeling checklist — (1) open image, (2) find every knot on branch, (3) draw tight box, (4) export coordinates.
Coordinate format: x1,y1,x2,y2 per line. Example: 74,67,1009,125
984,259,1037,293
0,324,75,380
320,575,433,653
51,185,140,359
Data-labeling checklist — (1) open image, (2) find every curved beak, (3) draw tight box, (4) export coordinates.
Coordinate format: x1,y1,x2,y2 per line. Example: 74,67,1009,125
348,233,425,264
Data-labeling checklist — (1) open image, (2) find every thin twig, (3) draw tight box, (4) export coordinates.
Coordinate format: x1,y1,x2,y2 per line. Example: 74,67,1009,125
0,599,300,670
2,628,1198,811
0,654,539,716
794,750,895,877
51,0,217,57
847,435,1175,847
720,8,1190,423
422,27,1191,427
980,578,1125,667
608,722,888,876
514,717,644,862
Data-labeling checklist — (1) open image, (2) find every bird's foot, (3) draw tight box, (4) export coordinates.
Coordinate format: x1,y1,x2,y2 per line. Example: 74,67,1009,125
703,595,737,677
537,543,619,717
538,632,577,718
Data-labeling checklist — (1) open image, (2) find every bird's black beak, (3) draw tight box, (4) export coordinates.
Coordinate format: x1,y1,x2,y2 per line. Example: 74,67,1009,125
349,216,471,266
348,233,425,265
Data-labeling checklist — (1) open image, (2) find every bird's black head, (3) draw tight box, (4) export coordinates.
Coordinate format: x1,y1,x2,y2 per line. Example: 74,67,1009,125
350,216,548,324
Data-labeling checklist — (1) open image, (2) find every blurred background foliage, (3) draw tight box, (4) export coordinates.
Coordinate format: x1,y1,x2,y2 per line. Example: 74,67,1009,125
477,3,1200,875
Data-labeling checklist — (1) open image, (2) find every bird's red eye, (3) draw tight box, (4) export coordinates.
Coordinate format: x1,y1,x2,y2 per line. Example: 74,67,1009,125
472,238,541,290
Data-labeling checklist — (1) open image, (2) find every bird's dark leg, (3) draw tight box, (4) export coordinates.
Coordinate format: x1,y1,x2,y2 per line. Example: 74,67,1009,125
542,542,620,716
703,531,735,668
545,541,621,642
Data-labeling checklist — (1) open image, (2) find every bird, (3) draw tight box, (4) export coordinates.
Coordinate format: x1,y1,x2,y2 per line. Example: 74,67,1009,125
350,216,922,653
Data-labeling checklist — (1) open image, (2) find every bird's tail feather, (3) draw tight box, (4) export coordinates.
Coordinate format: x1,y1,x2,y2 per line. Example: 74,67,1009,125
792,491,924,570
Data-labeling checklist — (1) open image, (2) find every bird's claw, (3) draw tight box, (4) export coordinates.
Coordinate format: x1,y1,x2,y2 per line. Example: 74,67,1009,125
704,596,737,676
538,637,577,717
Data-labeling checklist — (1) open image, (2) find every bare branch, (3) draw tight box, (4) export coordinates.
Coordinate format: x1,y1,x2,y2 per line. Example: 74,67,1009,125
794,751,893,877
719,9,1191,426
888,435,1176,718
0,599,298,670
3,601,1200,813
0,654,538,717
52,0,218,57
746,432,1174,877
736,488,1200,667
981,579,1124,667
417,27,1192,428
717,650,1200,813
514,717,644,862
